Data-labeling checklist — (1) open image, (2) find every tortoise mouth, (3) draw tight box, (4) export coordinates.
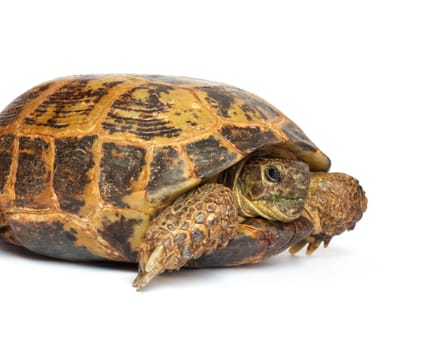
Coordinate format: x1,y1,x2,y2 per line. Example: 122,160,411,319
265,194,305,215
247,197,305,222
264,194,304,206
233,185,301,222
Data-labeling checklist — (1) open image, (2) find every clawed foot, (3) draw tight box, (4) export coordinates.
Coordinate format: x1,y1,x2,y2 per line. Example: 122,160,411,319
289,234,332,255
132,245,166,291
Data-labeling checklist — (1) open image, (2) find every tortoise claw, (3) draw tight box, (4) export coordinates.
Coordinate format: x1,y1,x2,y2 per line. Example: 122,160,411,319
289,235,332,255
323,237,332,248
133,245,165,291
306,239,321,255
289,239,308,255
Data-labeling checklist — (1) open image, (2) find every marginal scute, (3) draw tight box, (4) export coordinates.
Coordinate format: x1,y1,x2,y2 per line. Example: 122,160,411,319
7,218,102,261
279,119,311,145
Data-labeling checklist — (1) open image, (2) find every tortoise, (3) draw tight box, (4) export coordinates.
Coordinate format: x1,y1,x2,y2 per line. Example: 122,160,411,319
0,75,367,290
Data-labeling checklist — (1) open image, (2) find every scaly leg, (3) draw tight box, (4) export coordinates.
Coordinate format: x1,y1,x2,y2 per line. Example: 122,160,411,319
133,183,238,290
188,216,313,268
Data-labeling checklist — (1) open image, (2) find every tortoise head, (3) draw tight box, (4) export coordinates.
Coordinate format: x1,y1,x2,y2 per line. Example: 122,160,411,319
233,157,311,222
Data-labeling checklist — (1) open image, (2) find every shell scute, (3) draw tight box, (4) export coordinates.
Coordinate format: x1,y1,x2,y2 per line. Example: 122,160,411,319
185,135,240,178
102,83,215,144
15,136,53,209
99,142,147,209
146,146,200,205
219,124,282,155
0,82,53,127
0,135,14,195
54,135,98,214
22,77,124,133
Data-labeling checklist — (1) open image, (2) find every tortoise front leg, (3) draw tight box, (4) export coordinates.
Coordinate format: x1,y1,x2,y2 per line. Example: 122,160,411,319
187,217,313,268
133,183,238,290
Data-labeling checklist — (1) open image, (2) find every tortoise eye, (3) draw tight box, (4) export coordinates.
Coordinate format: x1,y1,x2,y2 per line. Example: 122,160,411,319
265,166,282,183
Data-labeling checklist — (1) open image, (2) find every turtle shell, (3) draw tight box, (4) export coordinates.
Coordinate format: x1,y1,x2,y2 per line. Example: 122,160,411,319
0,75,330,262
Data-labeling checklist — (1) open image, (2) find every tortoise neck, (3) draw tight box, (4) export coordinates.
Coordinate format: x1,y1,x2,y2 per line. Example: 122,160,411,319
218,159,251,219
219,159,245,189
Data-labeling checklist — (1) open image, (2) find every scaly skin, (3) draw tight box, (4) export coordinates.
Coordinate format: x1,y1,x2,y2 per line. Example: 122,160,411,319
133,183,238,290
290,172,368,254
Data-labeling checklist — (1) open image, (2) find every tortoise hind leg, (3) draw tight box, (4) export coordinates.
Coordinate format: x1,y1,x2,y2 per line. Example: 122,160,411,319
134,183,238,290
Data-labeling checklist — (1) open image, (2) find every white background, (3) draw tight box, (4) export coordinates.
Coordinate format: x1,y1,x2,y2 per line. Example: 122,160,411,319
0,1,432,349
